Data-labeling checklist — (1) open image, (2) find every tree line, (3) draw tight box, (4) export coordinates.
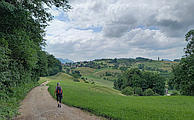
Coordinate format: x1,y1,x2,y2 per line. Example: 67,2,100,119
114,30,194,96
114,68,165,96
0,0,70,98
169,30,194,96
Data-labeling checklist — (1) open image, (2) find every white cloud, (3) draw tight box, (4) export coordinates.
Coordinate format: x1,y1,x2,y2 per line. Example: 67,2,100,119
44,0,193,61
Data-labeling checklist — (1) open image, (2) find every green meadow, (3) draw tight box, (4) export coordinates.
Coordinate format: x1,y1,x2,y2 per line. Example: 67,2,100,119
75,67,116,88
47,73,194,120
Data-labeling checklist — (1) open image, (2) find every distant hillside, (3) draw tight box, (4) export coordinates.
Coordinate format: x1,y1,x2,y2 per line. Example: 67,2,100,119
63,57,178,83
161,59,172,61
57,58,74,64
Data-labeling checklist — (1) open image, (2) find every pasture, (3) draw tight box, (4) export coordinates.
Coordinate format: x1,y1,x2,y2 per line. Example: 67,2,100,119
47,73,194,120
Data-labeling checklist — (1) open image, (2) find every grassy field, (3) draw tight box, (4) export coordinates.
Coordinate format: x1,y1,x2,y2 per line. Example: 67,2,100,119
132,61,176,71
75,67,115,88
47,73,194,120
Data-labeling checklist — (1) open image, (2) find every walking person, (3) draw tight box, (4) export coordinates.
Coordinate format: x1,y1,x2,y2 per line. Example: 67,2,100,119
55,82,63,108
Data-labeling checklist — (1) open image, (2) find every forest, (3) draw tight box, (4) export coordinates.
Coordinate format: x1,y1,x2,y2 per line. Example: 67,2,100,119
0,0,70,119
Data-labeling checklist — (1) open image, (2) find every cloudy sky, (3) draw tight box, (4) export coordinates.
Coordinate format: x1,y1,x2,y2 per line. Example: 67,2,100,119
45,0,194,61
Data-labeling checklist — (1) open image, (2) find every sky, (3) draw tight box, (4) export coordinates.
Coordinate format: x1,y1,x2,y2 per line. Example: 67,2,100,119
45,0,194,62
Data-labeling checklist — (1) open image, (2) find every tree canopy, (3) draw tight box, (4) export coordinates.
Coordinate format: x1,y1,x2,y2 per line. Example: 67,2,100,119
185,30,194,56
4,0,71,25
169,29,194,96
0,0,70,97
114,68,165,95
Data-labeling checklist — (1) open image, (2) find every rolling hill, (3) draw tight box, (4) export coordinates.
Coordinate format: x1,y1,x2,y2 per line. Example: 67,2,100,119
63,57,178,88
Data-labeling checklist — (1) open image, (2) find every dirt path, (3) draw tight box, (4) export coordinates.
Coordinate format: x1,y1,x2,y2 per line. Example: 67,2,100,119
14,81,104,120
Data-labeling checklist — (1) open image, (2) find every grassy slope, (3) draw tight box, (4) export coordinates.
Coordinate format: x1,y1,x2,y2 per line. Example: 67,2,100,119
72,60,177,88
75,67,115,88
47,73,194,120
132,61,176,71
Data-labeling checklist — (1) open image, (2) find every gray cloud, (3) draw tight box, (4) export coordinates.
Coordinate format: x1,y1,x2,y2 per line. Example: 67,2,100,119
45,0,194,61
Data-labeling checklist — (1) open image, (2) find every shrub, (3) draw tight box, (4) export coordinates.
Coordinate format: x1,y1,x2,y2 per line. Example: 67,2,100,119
143,88,154,96
133,87,143,96
73,79,80,82
121,87,134,96
153,93,160,96
84,80,89,83
171,90,180,96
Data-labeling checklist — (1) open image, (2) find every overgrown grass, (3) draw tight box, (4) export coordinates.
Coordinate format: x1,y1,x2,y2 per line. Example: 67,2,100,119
48,73,194,120
0,81,39,120
38,77,48,84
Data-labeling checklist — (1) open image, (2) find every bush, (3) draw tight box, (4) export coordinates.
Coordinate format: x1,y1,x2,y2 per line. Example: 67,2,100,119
73,79,80,82
143,88,154,96
84,80,89,83
133,87,143,96
133,94,139,96
171,90,180,96
121,87,134,96
153,93,160,96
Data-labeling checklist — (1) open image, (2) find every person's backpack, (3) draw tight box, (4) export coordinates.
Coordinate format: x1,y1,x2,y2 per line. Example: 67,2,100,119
56,86,62,95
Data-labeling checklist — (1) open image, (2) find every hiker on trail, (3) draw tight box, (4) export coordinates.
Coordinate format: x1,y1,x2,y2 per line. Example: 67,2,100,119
55,82,63,108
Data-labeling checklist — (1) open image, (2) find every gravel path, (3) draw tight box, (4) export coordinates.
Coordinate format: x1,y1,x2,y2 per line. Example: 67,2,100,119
14,81,104,120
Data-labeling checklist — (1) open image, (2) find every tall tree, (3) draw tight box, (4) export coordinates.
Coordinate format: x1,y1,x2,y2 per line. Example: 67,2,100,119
169,29,194,95
185,30,194,55
0,0,70,91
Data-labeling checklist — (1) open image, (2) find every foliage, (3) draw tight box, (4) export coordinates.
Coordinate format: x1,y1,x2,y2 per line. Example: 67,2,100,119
71,70,82,78
185,30,194,56
0,82,38,120
170,90,180,96
73,78,80,82
0,0,70,119
169,55,194,95
47,54,62,76
114,68,165,95
64,58,176,82
47,73,194,120
133,87,143,96
121,87,134,96
143,88,154,96
169,30,194,96
3,0,71,26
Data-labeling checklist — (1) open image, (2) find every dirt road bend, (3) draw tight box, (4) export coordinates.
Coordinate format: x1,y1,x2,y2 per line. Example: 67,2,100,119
14,81,104,120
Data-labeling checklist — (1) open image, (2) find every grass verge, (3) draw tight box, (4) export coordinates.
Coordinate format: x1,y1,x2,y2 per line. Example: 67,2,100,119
0,81,40,120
